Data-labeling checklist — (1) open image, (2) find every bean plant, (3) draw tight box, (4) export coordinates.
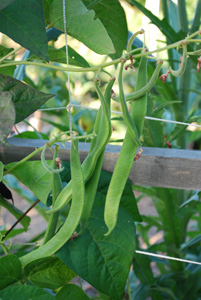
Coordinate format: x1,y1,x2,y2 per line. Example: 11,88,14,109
0,0,201,299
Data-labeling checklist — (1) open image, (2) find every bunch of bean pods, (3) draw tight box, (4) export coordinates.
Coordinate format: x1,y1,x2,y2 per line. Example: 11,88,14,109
20,32,192,266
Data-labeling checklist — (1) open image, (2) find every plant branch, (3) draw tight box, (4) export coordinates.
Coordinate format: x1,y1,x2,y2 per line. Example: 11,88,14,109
0,32,200,73
2,199,40,240
3,132,96,176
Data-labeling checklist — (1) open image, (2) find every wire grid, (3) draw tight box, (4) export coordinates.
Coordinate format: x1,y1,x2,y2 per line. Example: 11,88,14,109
51,0,201,267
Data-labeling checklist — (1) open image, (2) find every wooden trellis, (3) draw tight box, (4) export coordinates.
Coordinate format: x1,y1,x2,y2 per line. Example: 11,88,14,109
1,138,201,191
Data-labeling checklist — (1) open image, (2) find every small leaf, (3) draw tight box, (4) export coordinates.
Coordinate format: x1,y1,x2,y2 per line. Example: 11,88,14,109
0,255,22,290
24,257,76,289
5,161,52,204
0,0,49,60
0,91,15,144
31,45,90,68
49,0,115,55
0,161,3,181
13,131,49,140
55,284,90,300
48,46,90,67
0,285,55,300
0,194,30,230
0,228,26,241
0,74,54,123
0,45,14,58
57,206,136,300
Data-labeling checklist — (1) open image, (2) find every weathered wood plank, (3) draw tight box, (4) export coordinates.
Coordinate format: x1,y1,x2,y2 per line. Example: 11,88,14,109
1,138,201,190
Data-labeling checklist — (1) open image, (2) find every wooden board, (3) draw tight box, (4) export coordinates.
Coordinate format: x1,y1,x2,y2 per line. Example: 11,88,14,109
1,138,201,190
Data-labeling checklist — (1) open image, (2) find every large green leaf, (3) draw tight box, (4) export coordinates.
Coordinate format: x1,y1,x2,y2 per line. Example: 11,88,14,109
0,285,55,300
0,195,30,230
0,255,22,290
84,0,128,58
56,284,90,300
24,257,76,289
49,0,115,55
0,74,54,123
0,92,15,144
5,161,52,204
0,0,48,60
57,207,136,300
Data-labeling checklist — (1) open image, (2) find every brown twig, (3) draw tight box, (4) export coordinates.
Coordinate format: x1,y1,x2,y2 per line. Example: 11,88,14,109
2,199,40,240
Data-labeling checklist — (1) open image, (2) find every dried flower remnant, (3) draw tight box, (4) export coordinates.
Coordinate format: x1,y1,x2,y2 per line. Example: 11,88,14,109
134,148,143,161
55,157,62,169
159,70,170,82
125,54,135,70
197,56,201,72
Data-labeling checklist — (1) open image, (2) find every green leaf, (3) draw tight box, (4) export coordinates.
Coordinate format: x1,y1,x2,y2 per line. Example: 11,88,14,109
0,255,22,290
13,131,49,140
49,0,115,55
48,46,90,67
0,92,15,144
0,0,49,60
0,65,15,77
55,284,90,300
0,161,3,181
0,228,26,241
0,195,30,230
0,285,55,300
0,45,13,58
129,0,182,43
84,0,128,58
190,0,201,33
182,234,201,250
57,206,136,300
24,257,76,289
31,45,90,67
0,0,15,10
0,74,54,123
143,97,164,147
5,161,52,204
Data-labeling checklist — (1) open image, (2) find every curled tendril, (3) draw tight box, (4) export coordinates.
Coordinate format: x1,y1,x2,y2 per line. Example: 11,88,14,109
41,143,64,173
169,42,188,77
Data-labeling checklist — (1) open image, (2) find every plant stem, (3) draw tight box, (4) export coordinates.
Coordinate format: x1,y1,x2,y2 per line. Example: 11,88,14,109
0,33,200,73
2,199,40,240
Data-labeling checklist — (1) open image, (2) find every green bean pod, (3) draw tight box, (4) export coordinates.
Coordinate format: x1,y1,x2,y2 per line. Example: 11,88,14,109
118,59,141,145
80,77,115,229
169,43,188,77
120,60,163,102
48,78,114,214
20,139,85,266
42,167,63,244
104,56,148,236
127,29,144,53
